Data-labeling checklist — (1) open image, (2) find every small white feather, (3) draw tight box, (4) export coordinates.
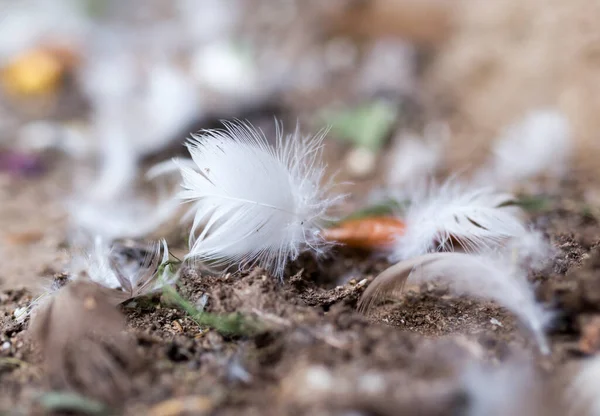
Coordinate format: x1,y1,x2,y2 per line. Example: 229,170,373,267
394,181,527,261
462,360,549,416
567,355,600,416
69,194,181,242
80,55,202,201
361,251,552,353
386,123,448,186
70,237,176,304
179,121,341,278
478,109,572,187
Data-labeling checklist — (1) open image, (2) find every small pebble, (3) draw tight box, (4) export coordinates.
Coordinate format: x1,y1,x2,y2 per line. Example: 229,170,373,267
345,147,377,178
490,318,503,327
304,366,333,392
13,307,27,321
358,372,385,394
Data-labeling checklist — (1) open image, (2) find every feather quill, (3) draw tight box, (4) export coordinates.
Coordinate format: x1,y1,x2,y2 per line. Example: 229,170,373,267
393,181,526,261
359,252,551,353
178,121,341,277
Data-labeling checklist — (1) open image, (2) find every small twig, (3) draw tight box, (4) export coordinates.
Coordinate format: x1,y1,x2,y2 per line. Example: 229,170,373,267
37,391,109,415
0,357,29,368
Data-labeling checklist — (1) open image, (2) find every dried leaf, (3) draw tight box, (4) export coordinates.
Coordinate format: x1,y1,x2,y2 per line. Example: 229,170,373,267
322,216,405,249
579,316,600,355
320,0,452,45
149,396,215,416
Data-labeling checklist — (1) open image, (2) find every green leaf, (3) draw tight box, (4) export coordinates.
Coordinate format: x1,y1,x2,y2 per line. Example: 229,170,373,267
80,0,110,17
499,195,553,213
323,101,398,151
327,198,408,227
0,357,27,369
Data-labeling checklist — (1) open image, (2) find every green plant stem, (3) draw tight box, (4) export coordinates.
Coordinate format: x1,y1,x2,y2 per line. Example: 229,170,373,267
162,286,263,336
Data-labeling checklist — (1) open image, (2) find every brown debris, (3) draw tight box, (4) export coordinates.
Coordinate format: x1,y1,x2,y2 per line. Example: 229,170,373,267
322,216,406,250
320,0,454,46
29,281,139,405
149,396,215,416
3,230,44,246
578,316,600,354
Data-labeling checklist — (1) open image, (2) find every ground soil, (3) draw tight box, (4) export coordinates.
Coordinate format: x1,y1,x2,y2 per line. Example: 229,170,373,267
1,161,600,415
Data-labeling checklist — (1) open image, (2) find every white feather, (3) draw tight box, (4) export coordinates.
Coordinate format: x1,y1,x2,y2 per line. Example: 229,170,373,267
139,63,202,156
69,194,181,242
70,237,175,304
509,229,555,271
72,236,121,290
0,0,87,62
478,109,572,187
366,252,551,353
394,181,527,261
462,360,548,416
80,52,202,201
179,121,341,277
386,123,448,186
567,356,600,416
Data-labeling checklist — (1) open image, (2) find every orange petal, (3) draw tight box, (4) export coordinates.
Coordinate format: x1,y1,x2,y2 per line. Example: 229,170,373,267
322,216,405,249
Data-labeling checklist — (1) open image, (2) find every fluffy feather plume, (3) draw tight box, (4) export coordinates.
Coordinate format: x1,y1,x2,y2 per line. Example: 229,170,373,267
477,109,572,187
178,121,341,277
67,58,198,239
29,281,138,404
70,237,176,304
69,193,181,242
393,182,526,261
359,252,551,353
567,355,600,416
385,123,447,187
462,359,557,416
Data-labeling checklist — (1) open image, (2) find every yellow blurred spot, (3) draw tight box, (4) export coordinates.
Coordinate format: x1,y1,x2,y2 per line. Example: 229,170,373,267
2,49,65,96
149,396,214,416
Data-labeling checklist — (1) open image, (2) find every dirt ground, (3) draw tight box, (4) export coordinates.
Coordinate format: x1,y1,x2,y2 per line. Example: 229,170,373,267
0,156,599,415
2,0,600,415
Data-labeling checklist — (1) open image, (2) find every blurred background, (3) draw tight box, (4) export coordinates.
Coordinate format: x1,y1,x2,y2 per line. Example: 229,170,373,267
1,0,598,183
1,0,600,250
